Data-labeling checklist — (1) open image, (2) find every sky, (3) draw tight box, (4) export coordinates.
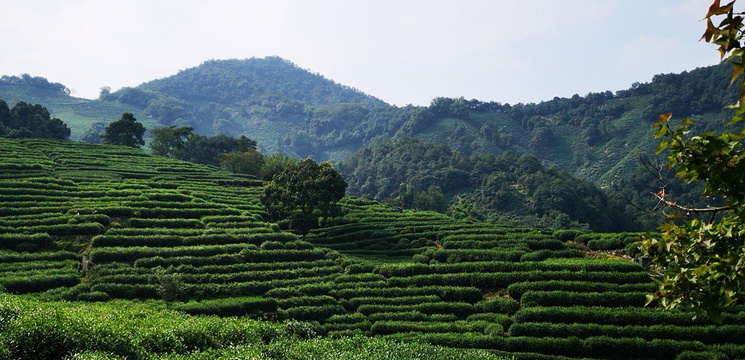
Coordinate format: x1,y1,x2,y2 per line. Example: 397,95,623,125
0,0,722,107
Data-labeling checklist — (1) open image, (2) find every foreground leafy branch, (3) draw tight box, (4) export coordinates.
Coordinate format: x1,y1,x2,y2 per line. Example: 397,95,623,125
644,0,745,321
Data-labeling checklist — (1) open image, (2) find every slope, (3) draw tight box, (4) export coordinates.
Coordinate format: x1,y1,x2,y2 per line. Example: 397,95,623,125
1,138,744,359
0,75,155,136
0,60,736,214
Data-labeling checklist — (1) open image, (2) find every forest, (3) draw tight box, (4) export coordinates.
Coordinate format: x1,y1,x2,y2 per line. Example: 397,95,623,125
338,138,637,232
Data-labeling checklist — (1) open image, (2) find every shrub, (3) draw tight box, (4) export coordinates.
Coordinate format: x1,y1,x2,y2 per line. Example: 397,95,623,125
474,298,520,315
553,229,583,241
520,290,649,308
173,297,277,317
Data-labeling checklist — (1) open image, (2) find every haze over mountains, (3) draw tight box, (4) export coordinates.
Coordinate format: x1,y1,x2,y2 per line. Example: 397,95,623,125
0,56,733,230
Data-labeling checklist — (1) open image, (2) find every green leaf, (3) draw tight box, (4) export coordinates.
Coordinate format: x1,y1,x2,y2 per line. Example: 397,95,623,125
655,140,669,154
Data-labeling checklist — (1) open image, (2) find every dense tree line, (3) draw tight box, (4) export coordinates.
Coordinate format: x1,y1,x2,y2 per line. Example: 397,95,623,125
0,74,70,95
0,99,70,140
149,125,259,167
337,138,639,232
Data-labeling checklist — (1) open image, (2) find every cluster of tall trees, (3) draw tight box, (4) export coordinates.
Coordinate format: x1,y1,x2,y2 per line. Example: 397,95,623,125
150,125,260,169
0,74,70,95
338,138,638,232
0,100,70,140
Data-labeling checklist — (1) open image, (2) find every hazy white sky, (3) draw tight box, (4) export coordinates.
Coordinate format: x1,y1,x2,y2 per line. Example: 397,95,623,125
0,0,721,106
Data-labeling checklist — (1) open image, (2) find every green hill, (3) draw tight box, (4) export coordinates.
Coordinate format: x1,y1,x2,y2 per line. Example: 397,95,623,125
1,59,733,181
1,137,744,359
0,60,734,227
0,74,155,137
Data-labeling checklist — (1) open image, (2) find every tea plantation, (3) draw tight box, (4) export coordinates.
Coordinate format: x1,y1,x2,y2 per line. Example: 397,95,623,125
0,138,744,359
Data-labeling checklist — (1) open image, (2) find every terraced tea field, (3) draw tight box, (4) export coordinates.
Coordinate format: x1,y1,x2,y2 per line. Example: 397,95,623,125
0,138,743,359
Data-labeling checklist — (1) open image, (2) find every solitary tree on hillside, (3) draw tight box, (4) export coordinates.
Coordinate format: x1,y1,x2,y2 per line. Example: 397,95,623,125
261,158,347,238
103,112,145,147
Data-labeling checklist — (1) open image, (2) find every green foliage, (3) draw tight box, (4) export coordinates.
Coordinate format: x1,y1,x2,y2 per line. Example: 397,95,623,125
2,137,745,359
178,134,257,167
644,1,745,320
262,159,346,237
338,138,639,231
153,267,187,302
218,149,264,176
260,153,298,181
150,126,194,157
0,100,70,140
103,112,145,147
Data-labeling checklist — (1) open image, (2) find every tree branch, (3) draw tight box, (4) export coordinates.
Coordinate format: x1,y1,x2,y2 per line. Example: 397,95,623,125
650,191,732,214
640,155,731,217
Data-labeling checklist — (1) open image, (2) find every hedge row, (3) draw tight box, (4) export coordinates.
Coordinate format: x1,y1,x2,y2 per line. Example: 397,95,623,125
386,271,650,289
507,280,656,300
92,275,339,299
0,233,53,250
1,273,80,293
172,296,277,317
92,232,297,248
370,320,497,336
520,290,650,308
357,302,474,317
77,207,242,219
127,218,204,229
366,311,457,323
0,250,78,263
513,306,745,326
474,298,520,315
89,244,247,263
576,232,643,250
164,259,338,275
344,295,441,311
280,304,346,322
131,254,243,268
0,213,109,227
510,322,745,344
403,333,711,359
519,249,584,262
375,260,644,277
265,284,335,299
0,259,79,273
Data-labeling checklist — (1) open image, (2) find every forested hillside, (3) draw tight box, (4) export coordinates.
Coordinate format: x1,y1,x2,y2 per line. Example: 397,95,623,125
1,58,733,176
0,58,734,227
337,138,638,232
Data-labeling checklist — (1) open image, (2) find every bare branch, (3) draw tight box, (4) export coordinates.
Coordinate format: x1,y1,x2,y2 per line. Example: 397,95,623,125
640,155,730,217
650,191,732,214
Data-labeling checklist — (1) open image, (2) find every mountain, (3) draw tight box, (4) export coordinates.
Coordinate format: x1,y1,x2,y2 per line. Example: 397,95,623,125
98,57,389,156
0,58,733,224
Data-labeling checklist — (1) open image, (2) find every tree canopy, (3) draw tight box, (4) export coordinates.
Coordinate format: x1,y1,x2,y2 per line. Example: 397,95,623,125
261,159,346,238
644,0,745,320
337,138,638,231
150,126,194,157
0,100,71,140
103,112,146,147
